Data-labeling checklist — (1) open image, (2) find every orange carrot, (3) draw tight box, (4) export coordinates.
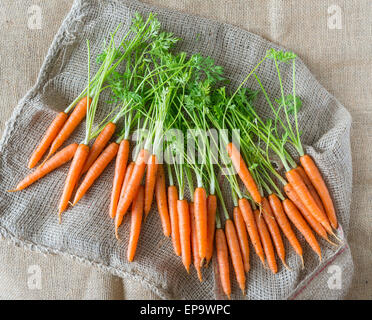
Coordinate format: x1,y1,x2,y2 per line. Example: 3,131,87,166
127,185,144,262
206,194,217,264
300,154,338,229
58,144,89,217
284,183,331,242
28,112,68,168
112,161,135,229
268,194,303,262
144,154,158,216
215,228,231,299
254,209,277,274
233,207,250,273
227,142,261,204
177,199,191,273
262,198,287,268
238,198,265,266
194,187,208,261
81,122,116,174
119,161,135,200
282,198,322,261
190,202,202,282
155,164,171,237
47,97,91,159
73,142,119,205
168,185,181,256
115,149,150,236
109,139,130,219
225,219,246,294
13,143,78,191
286,169,332,233
296,166,326,216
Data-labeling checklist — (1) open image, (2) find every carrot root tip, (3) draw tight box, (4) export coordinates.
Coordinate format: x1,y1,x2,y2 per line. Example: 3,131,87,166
331,232,343,243
300,256,305,269
7,189,18,193
326,238,338,247
260,259,267,268
200,258,205,268
283,261,292,271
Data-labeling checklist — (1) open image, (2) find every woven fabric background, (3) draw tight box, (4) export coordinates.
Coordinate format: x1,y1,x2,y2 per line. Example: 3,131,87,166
0,0,369,299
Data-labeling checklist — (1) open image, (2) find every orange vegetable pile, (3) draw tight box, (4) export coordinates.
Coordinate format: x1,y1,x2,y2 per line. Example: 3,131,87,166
10,14,341,299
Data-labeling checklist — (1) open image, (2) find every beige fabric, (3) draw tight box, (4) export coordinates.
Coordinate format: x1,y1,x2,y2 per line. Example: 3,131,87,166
0,0,353,299
0,0,370,299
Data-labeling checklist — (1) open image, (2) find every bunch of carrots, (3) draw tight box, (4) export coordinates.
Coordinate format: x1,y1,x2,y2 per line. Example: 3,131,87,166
10,14,340,298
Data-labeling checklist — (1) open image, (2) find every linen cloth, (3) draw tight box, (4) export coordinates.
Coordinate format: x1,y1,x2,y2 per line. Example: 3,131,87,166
0,0,370,299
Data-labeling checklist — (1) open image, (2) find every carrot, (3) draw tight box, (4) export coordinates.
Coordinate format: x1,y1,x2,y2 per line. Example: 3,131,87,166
155,164,171,237
73,142,119,205
127,185,144,262
58,143,89,218
233,207,250,273
119,161,135,200
215,228,231,299
225,219,246,294
227,142,261,204
194,187,208,262
190,202,202,282
13,143,78,191
112,161,134,231
300,154,338,229
286,169,332,233
238,198,265,266
168,186,181,256
282,198,322,261
177,199,191,273
115,149,150,236
28,112,68,168
254,210,277,274
144,154,158,216
284,183,333,243
47,97,91,159
268,194,303,263
262,198,287,269
81,122,116,174
109,139,130,219
206,194,217,265
296,166,326,216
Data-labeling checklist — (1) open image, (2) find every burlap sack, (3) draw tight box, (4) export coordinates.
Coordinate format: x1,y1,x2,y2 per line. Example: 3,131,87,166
0,0,353,299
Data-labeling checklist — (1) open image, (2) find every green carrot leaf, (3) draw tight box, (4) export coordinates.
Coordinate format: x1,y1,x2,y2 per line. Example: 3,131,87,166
266,48,297,63
275,94,302,114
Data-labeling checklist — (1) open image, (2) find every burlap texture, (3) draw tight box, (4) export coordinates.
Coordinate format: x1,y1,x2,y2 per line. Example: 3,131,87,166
2,2,366,298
